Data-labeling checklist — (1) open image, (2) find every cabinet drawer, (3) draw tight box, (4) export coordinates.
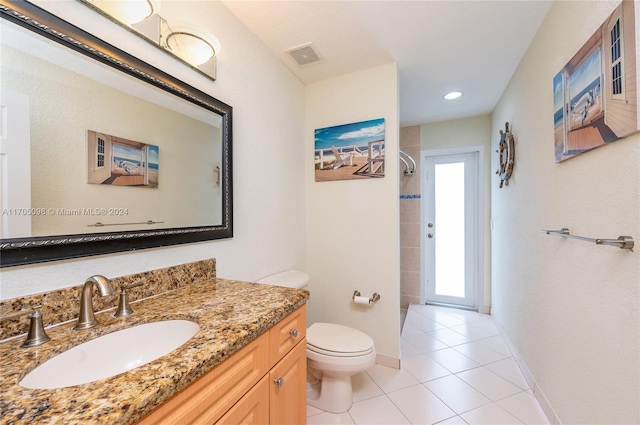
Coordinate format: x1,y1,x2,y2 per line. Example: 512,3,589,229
215,375,269,425
137,331,269,425
268,304,307,367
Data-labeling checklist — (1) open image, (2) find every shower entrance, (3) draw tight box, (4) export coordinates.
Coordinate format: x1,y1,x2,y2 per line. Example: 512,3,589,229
421,147,483,310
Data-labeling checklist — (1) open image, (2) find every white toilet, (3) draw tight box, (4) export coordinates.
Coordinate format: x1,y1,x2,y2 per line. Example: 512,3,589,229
256,271,376,413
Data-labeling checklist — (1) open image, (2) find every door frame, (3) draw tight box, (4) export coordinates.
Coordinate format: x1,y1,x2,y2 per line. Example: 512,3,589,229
420,145,485,311
0,89,32,239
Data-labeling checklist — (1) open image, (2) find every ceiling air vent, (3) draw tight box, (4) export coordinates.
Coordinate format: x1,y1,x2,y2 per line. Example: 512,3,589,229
286,43,324,67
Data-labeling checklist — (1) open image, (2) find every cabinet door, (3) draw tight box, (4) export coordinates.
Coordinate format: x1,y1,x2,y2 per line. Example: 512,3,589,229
269,304,306,368
270,339,307,425
215,376,269,425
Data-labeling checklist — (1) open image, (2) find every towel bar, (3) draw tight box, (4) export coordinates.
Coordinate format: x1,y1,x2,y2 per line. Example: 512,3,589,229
88,220,164,227
399,150,416,176
541,228,634,251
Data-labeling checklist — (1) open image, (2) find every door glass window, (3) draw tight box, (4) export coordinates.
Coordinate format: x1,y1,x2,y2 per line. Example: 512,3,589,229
434,162,465,297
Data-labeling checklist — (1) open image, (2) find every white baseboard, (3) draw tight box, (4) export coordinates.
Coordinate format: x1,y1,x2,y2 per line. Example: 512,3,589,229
492,317,561,425
376,353,400,370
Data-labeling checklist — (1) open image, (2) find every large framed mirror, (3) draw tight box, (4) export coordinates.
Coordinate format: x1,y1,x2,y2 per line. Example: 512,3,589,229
0,0,232,267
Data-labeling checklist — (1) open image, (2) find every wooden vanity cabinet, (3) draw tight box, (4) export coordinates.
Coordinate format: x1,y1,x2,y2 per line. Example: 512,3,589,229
269,339,307,425
216,375,270,424
136,304,307,425
268,304,307,367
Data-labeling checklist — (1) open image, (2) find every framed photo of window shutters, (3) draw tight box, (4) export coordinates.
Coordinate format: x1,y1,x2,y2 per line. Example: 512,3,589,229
552,0,639,162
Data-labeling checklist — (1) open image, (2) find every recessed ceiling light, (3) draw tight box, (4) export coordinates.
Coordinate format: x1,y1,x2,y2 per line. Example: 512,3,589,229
443,91,463,100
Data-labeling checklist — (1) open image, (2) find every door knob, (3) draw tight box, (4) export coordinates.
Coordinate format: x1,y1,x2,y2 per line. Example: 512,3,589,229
289,328,299,338
274,377,284,387
428,233,433,238
428,223,433,228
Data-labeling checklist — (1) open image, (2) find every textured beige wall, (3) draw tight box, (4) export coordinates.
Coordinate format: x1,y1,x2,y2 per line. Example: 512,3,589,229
491,1,639,423
305,63,401,361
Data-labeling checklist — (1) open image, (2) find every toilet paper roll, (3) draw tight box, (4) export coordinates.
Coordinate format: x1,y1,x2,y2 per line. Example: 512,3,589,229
353,296,371,305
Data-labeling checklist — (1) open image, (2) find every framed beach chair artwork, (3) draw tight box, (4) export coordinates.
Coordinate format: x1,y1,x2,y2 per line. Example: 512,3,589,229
314,118,385,182
87,130,159,188
553,0,639,162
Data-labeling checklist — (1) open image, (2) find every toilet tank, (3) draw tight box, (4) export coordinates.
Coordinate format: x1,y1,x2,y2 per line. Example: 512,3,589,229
256,270,309,290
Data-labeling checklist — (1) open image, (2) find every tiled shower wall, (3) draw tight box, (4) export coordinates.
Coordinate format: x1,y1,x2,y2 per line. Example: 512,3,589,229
399,126,421,310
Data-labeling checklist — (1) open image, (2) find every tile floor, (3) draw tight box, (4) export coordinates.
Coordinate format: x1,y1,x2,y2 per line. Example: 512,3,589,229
306,304,550,425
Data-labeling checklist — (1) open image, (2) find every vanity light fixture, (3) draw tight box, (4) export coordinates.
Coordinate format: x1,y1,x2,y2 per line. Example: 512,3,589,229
165,25,218,66
443,91,463,100
82,0,219,80
98,0,159,25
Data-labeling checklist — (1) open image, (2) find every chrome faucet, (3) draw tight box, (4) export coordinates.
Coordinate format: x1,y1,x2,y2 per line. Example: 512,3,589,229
73,275,115,330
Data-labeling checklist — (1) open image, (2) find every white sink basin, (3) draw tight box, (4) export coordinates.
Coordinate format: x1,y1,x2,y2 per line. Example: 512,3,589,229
20,320,199,389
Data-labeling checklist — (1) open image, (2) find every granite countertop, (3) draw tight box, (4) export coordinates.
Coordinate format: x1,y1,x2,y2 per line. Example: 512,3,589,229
0,278,309,424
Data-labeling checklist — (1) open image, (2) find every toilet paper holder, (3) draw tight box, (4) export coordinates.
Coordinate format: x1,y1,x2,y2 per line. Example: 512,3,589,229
352,290,381,304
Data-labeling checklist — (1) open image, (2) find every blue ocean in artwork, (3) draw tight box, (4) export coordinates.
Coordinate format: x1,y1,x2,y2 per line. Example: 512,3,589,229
553,72,564,127
553,48,601,128
570,77,600,112
315,118,385,152
147,145,159,170
113,144,159,170
554,108,564,127
554,77,600,127
112,157,158,169
113,156,141,167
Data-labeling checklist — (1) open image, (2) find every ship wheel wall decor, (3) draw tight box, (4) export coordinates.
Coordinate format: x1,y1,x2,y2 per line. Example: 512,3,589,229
496,122,515,188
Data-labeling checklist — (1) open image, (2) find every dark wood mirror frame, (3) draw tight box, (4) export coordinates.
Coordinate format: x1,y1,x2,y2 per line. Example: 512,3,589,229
0,0,233,267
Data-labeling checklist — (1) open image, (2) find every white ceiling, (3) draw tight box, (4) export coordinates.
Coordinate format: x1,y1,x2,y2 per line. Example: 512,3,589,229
222,0,553,126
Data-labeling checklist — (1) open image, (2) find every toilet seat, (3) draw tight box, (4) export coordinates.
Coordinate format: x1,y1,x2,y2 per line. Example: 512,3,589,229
307,323,374,357
307,344,374,357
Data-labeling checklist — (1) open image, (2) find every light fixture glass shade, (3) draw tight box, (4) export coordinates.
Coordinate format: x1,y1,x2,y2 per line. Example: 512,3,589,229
101,0,160,25
165,27,219,66
443,91,463,100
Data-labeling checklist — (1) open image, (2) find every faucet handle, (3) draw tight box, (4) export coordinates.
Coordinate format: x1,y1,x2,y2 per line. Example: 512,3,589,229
113,281,144,318
22,306,51,348
120,281,143,291
0,305,50,347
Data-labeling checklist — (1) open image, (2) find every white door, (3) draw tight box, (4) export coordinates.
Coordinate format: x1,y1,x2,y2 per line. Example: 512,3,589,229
0,89,32,239
423,152,478,309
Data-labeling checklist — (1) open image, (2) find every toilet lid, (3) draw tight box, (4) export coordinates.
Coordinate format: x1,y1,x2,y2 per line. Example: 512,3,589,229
307,323,374,355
